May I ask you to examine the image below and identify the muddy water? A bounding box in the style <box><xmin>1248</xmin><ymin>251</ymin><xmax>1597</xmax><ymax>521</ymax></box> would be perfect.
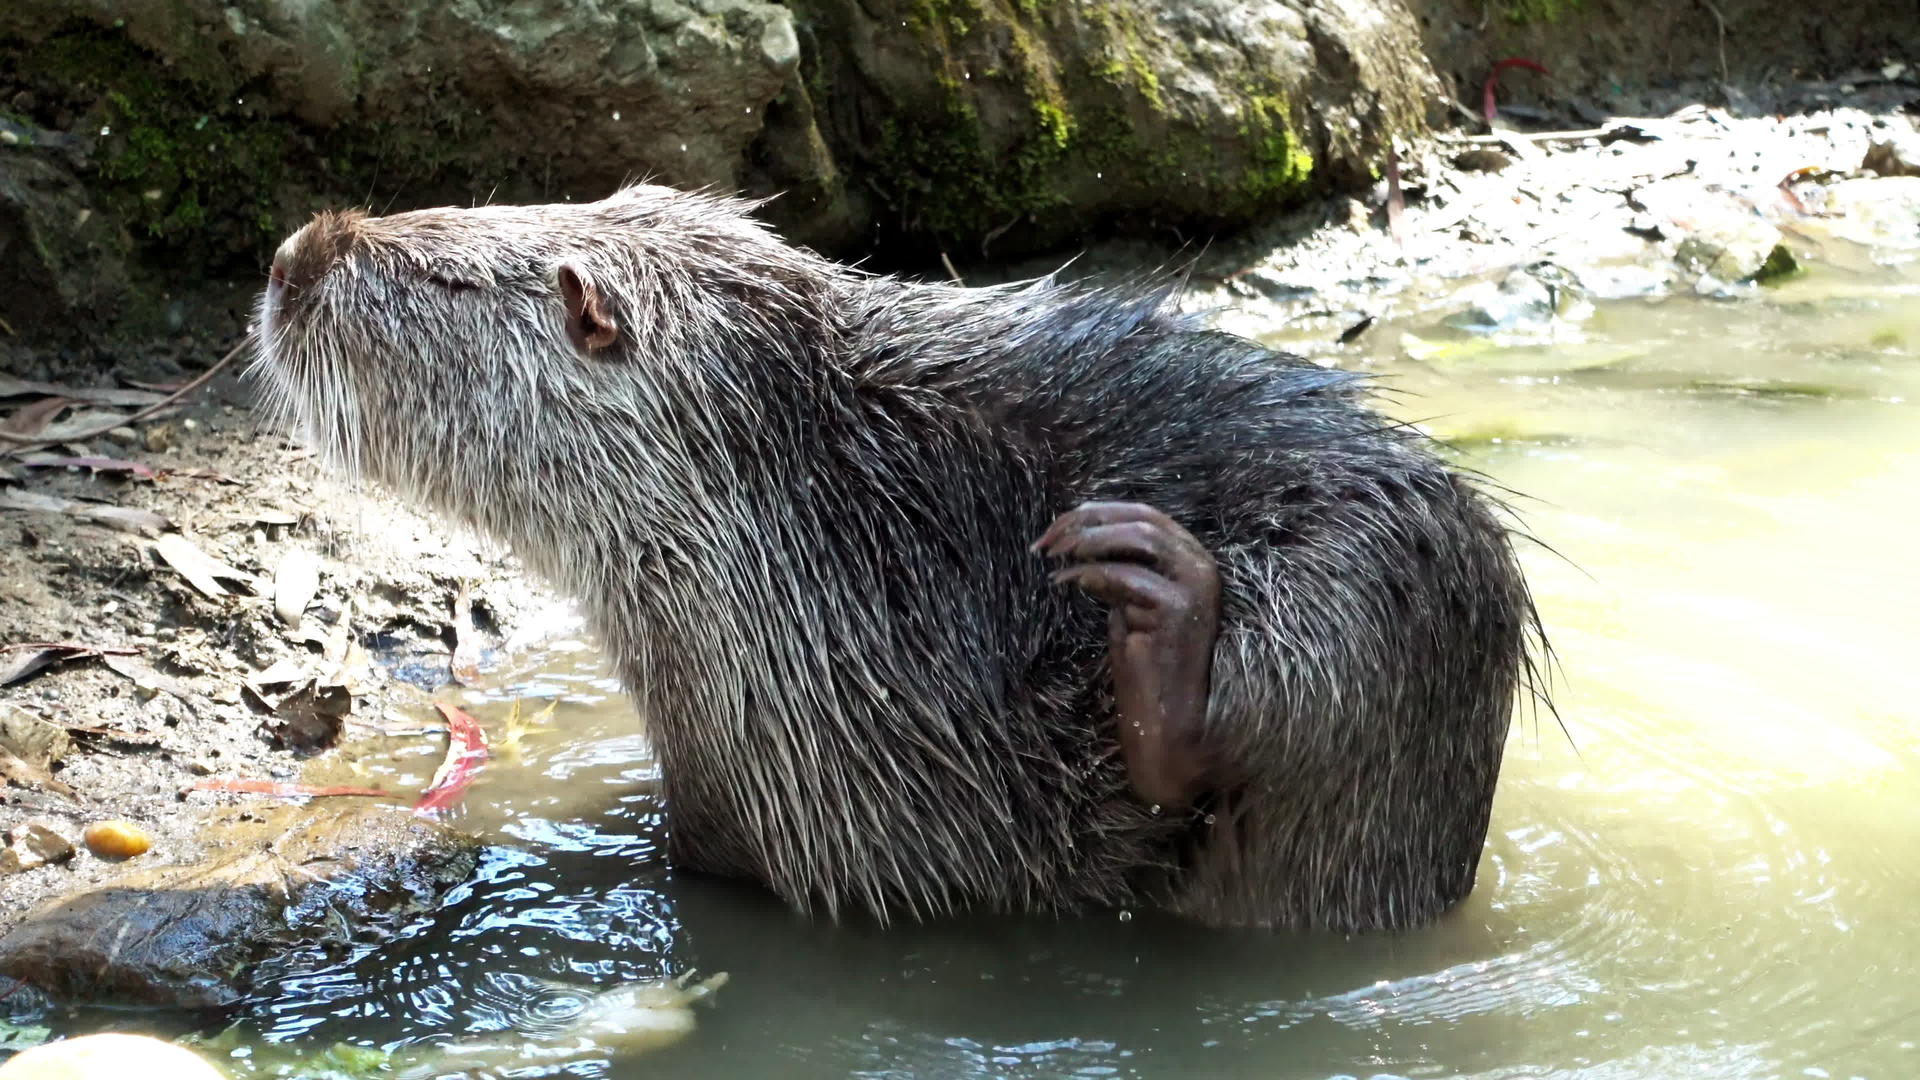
<box><xmin>170</xmin><ymin>263</ymin><xmax>1920</xmax><ymax>1077</ymax></box>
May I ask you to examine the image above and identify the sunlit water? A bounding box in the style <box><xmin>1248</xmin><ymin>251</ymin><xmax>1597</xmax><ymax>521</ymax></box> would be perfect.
<box><xmin>18</xmin><ymin>260</ymin><xmax>1920</xmax><ymax>1079</ymax></box>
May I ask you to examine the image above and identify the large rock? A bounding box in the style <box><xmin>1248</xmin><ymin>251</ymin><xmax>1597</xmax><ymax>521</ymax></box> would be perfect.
<box><xmin>0</xmin><ymin>0</ymin><xmax>1444</xmax><ymax>351</ymax></box>
<box><xmin>0</xmin><ymin>803</ymin><xmax>478</xmax><ymax>1008</ymax></box>
<box><xmin>779</xmin><ymin>0</ymin><xmax>1438</xmax><ymax>257</ymax></box>
<box><xmin>1</xmin><ymin>0</ymin><xmax>808</xmax><ymax>258</ymax></box>
<box><xmin>0</xmin><ymin>146</ymin><xmax>134</xmax><ymax>347</ymax></box>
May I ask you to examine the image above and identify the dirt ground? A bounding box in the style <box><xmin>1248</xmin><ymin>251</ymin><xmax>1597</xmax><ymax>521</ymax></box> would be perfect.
<box><xmin>2</xmin><ymin>67</ymin><xmax>1917</xmax><ymax>957</ymax></box>
<box><xmin>0</xmin><ymin>351</ymin><xmax>570</xmax><ymax>938</ymax></box>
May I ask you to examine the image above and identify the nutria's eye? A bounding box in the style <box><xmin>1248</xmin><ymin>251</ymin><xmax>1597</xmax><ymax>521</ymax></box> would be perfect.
<box><xmin>426</xmin><ymin>273</ymin><xmax>481</xmax><ymax>293</ymax></box>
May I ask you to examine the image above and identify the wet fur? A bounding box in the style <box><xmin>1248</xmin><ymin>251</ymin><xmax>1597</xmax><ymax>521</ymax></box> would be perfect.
<box><xmin>250</xmin><ymin>184</ymin><xmax>1544</xmax><ymax>934</ymax></box>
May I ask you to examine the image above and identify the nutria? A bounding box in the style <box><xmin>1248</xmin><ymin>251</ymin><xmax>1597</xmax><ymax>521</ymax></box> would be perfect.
<box><xmin>249</xmin><ymin>183</ymin><xmax>1545</xmax><ymax>934</ymax></box>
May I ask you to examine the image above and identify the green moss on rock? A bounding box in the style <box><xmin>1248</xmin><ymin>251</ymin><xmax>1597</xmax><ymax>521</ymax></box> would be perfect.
<box><xmin>860</xmin><ymin>0</ymin><xmax>1085</xmax><ymax>242</ymax></box>
<box><xmin>870</xmin><ymin>90</ymin><xmax>1072</xmax><ymax>240</ymax></box>
<box><xmin>1237</xmin><ymin>93</ymin><xmax>1314</xmax><ymax>202</ymax></box>
<box><xmin>9</xmin><ymin>20</ymin><xmax>528</xmax><ymax>272</ymax></box>
<box><xmin>1081</xmin><ymin>2</ymin><xmax>1166</xmax><ymax>112</ymax></box>
<box><xmin>1502</xmin><ymin>0</ymin><xmax>1586</xmax><ymax>25</ymax></box>
<box><xmin>32</xmin><ymin>27</ymin><xmax>295</xmax><ymax>260</ymax></box>
<box><xmin>1754</xmin><ymin>243</ymin><xmax>1801</xmax><ymax>284</ymax></box>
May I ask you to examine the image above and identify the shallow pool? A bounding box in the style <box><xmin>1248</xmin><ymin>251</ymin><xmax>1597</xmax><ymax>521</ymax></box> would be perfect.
<box><xmin>45</xmin><ymin>258</ymin><xmax>1920</xmax><ymax>1080</ymax></box>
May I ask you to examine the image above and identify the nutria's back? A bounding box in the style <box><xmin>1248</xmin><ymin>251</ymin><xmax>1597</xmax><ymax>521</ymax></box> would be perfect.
<box><xmin>251</xmin><ymin>183</ymin><xmax>1542</xmax><ymax>933</ymax></box>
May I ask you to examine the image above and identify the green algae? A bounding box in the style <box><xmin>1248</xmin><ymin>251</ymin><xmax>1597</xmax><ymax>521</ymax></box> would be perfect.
<box><xmin>1502</xmin><ymin>0</ymin><xmax>1587</xmax><ymax>25</ymax></box>
<box><xmin>28</xmin><ymin>26</ymin><xmax>294</xmax><ymax>259</ymax></box>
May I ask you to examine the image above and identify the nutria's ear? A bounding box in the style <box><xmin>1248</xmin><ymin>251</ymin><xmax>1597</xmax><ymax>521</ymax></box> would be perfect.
<box><xmin>557</xmin><ymin>263</ymin><xmax>620</xmax><ymax>352</ymax></box>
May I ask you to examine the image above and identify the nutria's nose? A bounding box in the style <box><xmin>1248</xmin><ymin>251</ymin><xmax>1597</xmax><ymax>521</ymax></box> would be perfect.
<box><xmin>269</xmin><ymin>209</ymin><xmax>366</xmax><ymax>298</ymax></box>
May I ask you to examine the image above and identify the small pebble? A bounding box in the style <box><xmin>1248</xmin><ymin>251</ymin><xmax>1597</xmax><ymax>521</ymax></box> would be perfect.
<box><xmin>83</xmin><ymin>820</ymin><xmax>154</xmax><ymax>859</ymax></box>
<box><xmin>0</xmin><ymin>822</ymin><xmax>76</xmax><ymax>874</ymax></box>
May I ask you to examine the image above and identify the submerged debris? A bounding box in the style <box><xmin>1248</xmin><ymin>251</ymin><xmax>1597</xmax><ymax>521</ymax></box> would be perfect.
<box><xmin>410</xmin><ymin>971</ymin><xmax>733</xmax><ymax>1075</ymax></box>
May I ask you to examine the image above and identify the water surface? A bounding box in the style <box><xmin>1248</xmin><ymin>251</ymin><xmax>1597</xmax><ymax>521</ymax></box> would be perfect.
<box><xmin>37</xmin><ymin>261</ymin><xmax>1920</xmax><ymax>1079</ymax></box>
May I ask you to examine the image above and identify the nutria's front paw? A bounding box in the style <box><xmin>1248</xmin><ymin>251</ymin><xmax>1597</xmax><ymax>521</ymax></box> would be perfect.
<box><xmin>1032</xmin><ymin>501</ymin><xmax>1222</xmax><ymax>810</ymax></box>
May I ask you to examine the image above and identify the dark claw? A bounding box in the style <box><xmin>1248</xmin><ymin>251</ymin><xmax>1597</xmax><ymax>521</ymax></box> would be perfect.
<box><xmin>1034</xmin><ymin>501</ymin><xmax>1224</xmax><ymax>810</ymax></box>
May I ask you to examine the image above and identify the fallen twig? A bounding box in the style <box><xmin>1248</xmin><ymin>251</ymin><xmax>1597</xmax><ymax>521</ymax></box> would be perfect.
<box><xmin>186</xmin><ymin>777</ymin><xmax>395</xmax><ymax>799</ymax></box>
<box><xmin>1698</xmin><ymin>0</ymin><xmax>1729</xmax><ymax>86</ymax></box>
<box><xmin>1384</xmin><ymin>144</ymin><xmax>1407</xmax><ymax>250</ymax></box>
<box><xmin>1</xmin><ymin>642</ymin><xmax>143</xmax><ymax>688</ymax></box>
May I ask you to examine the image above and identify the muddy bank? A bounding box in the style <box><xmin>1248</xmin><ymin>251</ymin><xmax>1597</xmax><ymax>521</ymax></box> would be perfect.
<box><xmin>979</xmin><ymin>74</ymin><xmax>1920</xmax><ymax>349</ymax></box>
<box><xmin>1198</xmin><ymin>92</ymin><xmax>1920</xmax><ymax>342</ymax></box>
<box><xmin>0</xmin><ymin>362</ymin><xmax>579</xmax><ymax>944</ymax></box>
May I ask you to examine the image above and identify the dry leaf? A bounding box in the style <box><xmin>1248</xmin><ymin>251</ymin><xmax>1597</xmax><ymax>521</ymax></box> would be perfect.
<box><xmin>0</xmin><ymin>704</ymin><xmax>71</xmax><ymax>770</ymax></box>
<box><xmin>100</xmin><ymin>653</ymin><xmax>195</xmax><ymax>702</ymax></box>
<box><xmin>0</xmin><ymin>489</ymin><xmax>69</xmax><ymax>515</ymax></box>
<box><xmin>251</xmin><ymin>507</ymin><xmax>306</xmax><ymax>526</ymax></box>
<box><xmin>320</xmin><ymin>598</ymin><xmax>372</xmax><ymax>693</ymax></box>
<box><xmin>0</xmin><ymin>488</ymin><xmax>173</xmax><ymax>536</ymax></box>
<box><xmin>0</xmin><ymin>746</ymin><xmax>75</xmax><ymax>799</ymax></box>
<box><xmin>273</xmin><ymin>547</ymin><xmax>322</xmax><ymax>628</ymax></box>
<box><xmin>73</xmin><ymin>503</ymin><xmax>173</xmax><ymax>535</ymax></box>
<box><xmin>62</xmin><ymin>724</ymin><xmax>163</xmax><ymax>747</ymax></box>
<box><xmin>0</xmin><ymin>375</ymin><xmax>168</xmax><ymax>409</ymax></box>
<box><xmin>0</xmin><ymin>397</ymin><xmax>70</xmax><ymax>438</ymax></box>
<box><xmin>18</xmin><ymin>455</ymin><xmax>159</xmax><ymax>480</ymax></box>
<box><xmin>153</xmin><ymin>533</ymin><xmax>255</xmax><ymax>598</ymax></box>
<box><xmin>415</xmin><ymin>702</ymin><xmax>489</xmax><ymax>815</ymax></box>
<box><xmin>1</xmin><ymin>821</ymin><xmax>76</xmax><ymax>871</ymax></box>
<box><xmin>122</xmin><ymin>378</ymin><xmax>184</xmax><ymax>393</ymax></box>
<box><xmin>499</xmin><ymin>697</ymin><xmax>558</xmax><ymax>761</ymax></box>
<box><xmin>246</xmin><ymin>657</ymin><xmax>311</xmax><ymax>689</ymax></box>
<box><xmin>259</xmin><ymin>682</ymin><xmax>351</xmax><ymax>756</ymax></box>
<box><xmin>323</xmin><ymin>596</ymin><xmax>355</xmax><ymax>669</ymax></box>
<box><xmin>0</xmin><ymin>642</ymin><xmax>141</xmax><ymax>688</ymax></box>
<box><xmin>0</xmin><ymin>645</ymin><xmax>81</xmax><ymax>688</ymax></box>
<box><xmin>32</xmin><ymin>408</ymin><xmax>135</xmax><ymax>443</ymax></box>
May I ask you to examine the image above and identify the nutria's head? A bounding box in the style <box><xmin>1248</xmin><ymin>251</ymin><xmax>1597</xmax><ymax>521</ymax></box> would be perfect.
<box><xmin>248</xmin><ymin>183</ymin><xmax>841</xmax><ymax>546</ymax></box>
